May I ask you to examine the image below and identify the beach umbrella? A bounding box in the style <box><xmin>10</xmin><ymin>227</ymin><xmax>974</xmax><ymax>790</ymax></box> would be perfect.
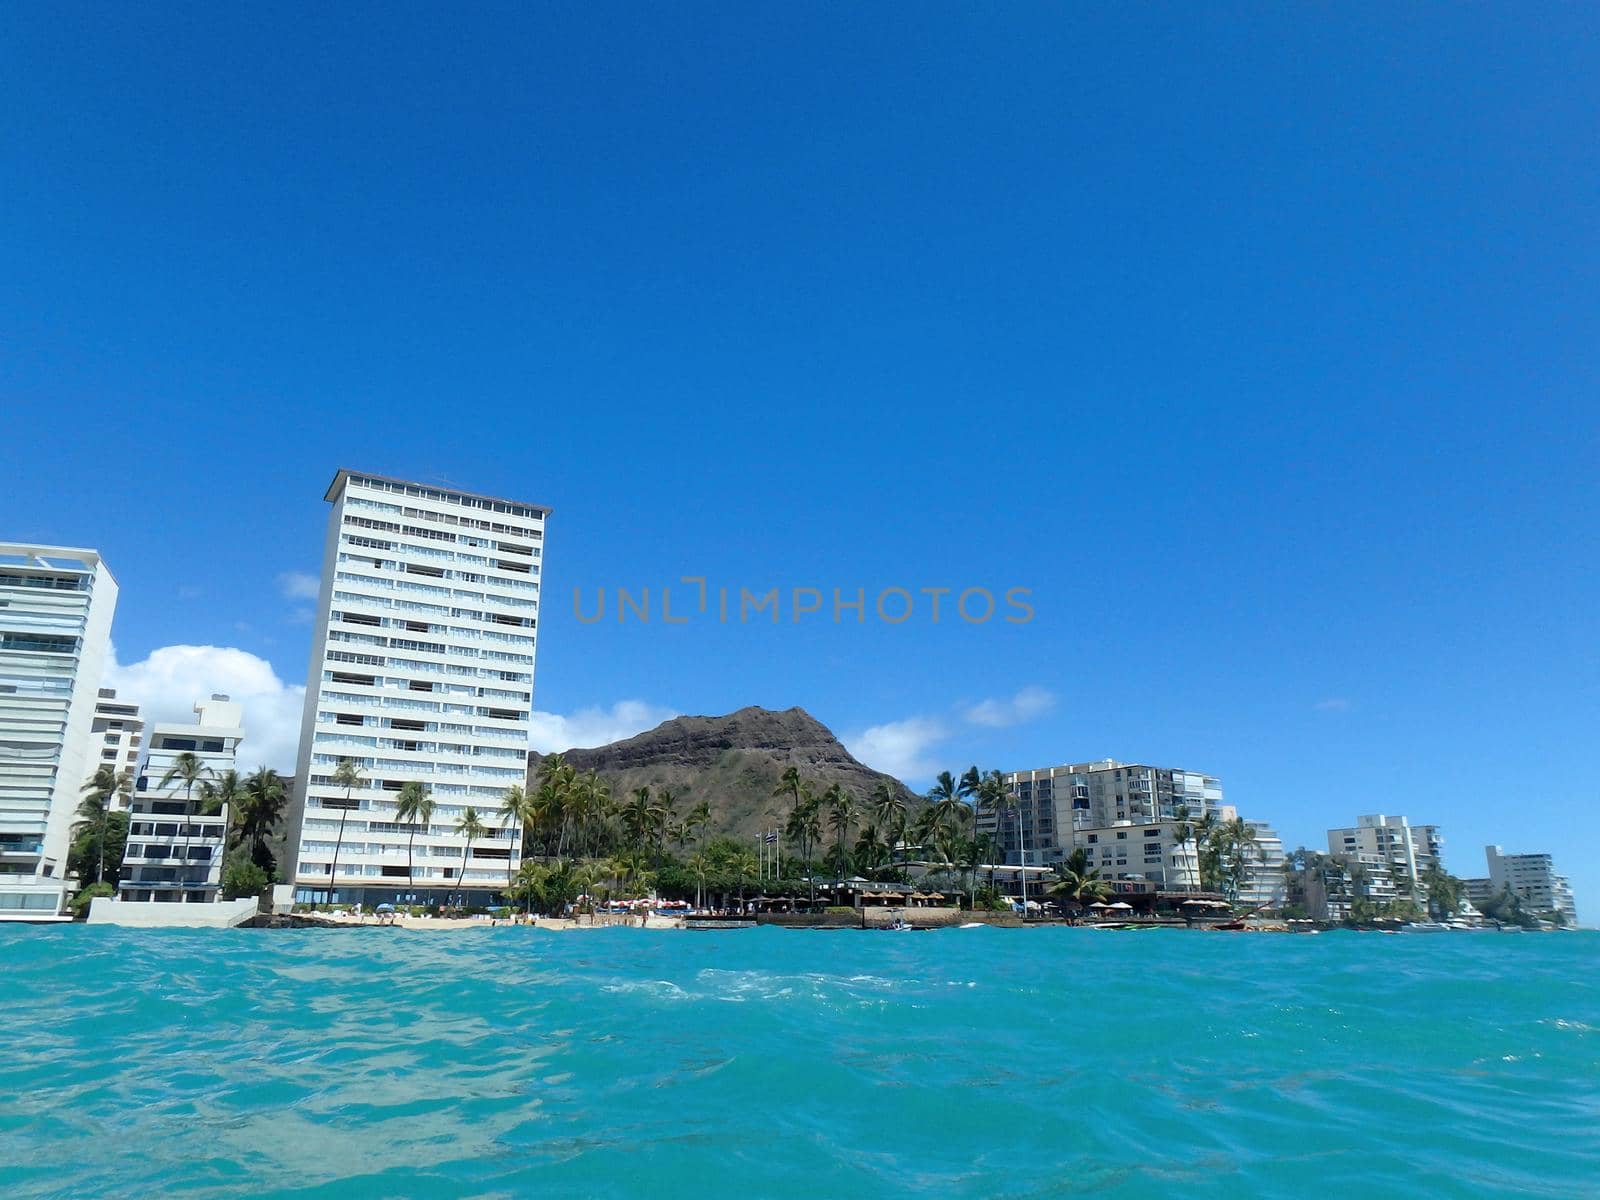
<box><xmin>1089</xmin><ymin>901</ymin><xmax>1111</xmax><ymax>909</ymax></box>
<box><xmin>1108</xmin><ymin>901</ymin><xmax>1133</xmax><ymax>910</ymax></box>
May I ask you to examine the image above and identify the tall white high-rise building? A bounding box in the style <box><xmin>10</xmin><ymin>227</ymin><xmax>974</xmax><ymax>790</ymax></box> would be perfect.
<box><xmin>91</xmin><ymin>689</ymin><xmax>145</xmax><ymax>806</ymax></box>
<box><xmin>120</xmin><ymin>696</ymin><xmax>245</xmax><ymax>903</ymax></box>
<box><xmin>1483</xmin><ymin>844</ymin><xmax>1578</xmax><ymax>926</ymax></box>
<box><xmin>1326</xmin><ymin>814</ymin><xmax>1444</xmax><ymax>901</ymax></box>
<box><xmin>0</xmin><ymin>543</ymin><xmax>119</xmax><ymax>920</ymax></box>
<box><xmin>291</xmin><ymin>471</ymin><xmax>546</xmax><ymax>905</ymax></box>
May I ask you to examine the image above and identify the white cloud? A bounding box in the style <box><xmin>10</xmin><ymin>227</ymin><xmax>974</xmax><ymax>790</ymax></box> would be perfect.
<box><xmin>963</xmin><ymin>685</ymin><xmax>1056</xmax><ymax>728</ymax></box>
<box><xmin>844</xmin><ymin>716</ymin><xmax>950</xmax><ymax>781</ymax></box>
<box><xmin>847</xmin><ymin>683</ymin><xmax>1056</xmax><ymax>782</ymax></box>
<box><xmin>105</xmin><ymin>645</ymin><xmax>306</xmax><ymax>774</ymax></box>
<box><xmin>1314</xmin><ymin>697</ymin><xmax>1352</xmax><ymax>712</ymax></box>
<box><xmin>528</xmin><ymin>700</ymin><xmax>678</xmax><ymax>753</ymax></box>
<box><xmin>277</xmin><ymin>571</ymin><xmax>321</xmax><ymax>601</ymax></box>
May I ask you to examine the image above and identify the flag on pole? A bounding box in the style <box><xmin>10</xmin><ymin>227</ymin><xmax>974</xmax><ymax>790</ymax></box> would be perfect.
<box><xmin>763</xmin><ymin>831</ymin><xmax>778</xmax><ymax>844</ymax></box>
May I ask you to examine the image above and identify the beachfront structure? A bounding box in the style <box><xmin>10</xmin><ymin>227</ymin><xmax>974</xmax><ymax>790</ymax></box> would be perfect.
<box><xmin>290</xmin><ymin>470</ymin><xmax>546</xmax><ymax>906</ymax></box>
<box><xmin>91</xmin><ymin>689</ymin><xmax>144</xmax><ymax>807</ymax></box>
<box><xmin>119</xmin><ymin>696</ymin><xmax>245</xmax><ymax>903</ymax></box>
<box><xmin>1077</xmin><ymin>820</ymin><xmax>1202</xmax><ymax>889</ymax></box>
<box><xmin>1234</xmin><ymin>816</ymin><xmax>1287</xmax><ymax>908</ymax></box>
<box><xmin>0</xmin><ymin>544</ymin><xmax>119</xmax><ymax>920</ymax></box>
<box><xmin>1482</xmin><ymin>844</ymin><xmax>1578</xmax><ymax>925</ymax></box>
<box><xmin>986</xmin><ymin>760</ymin><xmax>1224</xmax><ymax>867</ymax></box>
<box><xmin>1326</xmin><ymin>814</ymin><xmax>1442</xmax><ymax>899</ymax></box>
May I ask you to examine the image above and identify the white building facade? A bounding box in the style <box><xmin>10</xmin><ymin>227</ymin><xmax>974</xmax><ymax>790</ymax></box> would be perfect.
<box><xmin>120</xmin><ymin>696</ymin><xmax>245</xmax><ymax>903</ymax></box>
<box><xmin>987</xmin><ymin>760</ymin><xmax>1224</xmax><ymax>870</ymax></box>
<box><xmin>1485</xmin><ymin>844</ymin><xmax>1578</xmax><ymax>926</ymax></box>
<box><xmin>291</xmin><ymin>471</ymin><xmax>545</xmax><ymax>905</ymax></box>
<box><xmin>91</xmin><ymin>689</ymin><xmax>145</xmax><ymax>806</ymax></box>
<box><xmin>0</xmin><ymin>544</ymin><xmax>118</xmax><ymax>920</ymax></box>
<box><xmin>1327</xmin><ymin>814</ymin><xmax>1442</xmax><ymax>900</ymax></box>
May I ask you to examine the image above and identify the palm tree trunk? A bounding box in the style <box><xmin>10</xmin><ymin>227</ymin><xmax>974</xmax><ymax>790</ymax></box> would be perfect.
<box><xmin>97</xmin><ymin>800</ymin><xmax>109</xmax><ymax>889</ymax></box>
<box><xmin>329</xmin><ymin>807</ymin><xmax>349</xmax><ymax>905</ymax></box>
<box><xmin>507</xmin><ymin>817</ymin><xmax>518</xmax><ymax>898</ymax></box>
<box><xmin>407</xmin><ymin>829</ymin><xmax>416</xmax><ymax>905</ymax></box>
<box><xmin>458</xmin><ymin>836</ymin><xmax>472</xmax><ymax>909</ymax></box>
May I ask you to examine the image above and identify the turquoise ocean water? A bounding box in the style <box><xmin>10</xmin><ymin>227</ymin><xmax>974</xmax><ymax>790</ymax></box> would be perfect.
<box><xmin>3</xmin><ymin>926</ymin><xmax>1597</xmax><ymax>1200</ymax></box>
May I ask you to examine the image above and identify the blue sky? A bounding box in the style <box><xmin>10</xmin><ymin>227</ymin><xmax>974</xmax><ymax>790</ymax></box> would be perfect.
<box><xmin>3</xmin><ymin>5</ymin><xmax>1596</xmax><ymax>913</ymax></box>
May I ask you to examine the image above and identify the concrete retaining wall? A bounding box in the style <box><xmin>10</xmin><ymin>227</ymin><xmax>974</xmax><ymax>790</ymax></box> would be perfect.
<box><xmin>88</xmin><ymin>897</ymin><xmax>260</xmax><ymax>928</ymax></box>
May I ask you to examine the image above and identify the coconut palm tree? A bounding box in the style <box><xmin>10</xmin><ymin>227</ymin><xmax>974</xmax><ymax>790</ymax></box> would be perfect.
<box><xmin>688</xmin><ymin>852</ymin><xmax>710</xmax><ymax>910</ymax></box>
<box><xmin>454</xmin><ymin>806</ymin><xmax>488</xmax><ymax>906</ymax></box>
<box><xmin>870</xmin><ymin>780</ymin><xmax>907</xmax><ymax>867</ymax></box>
<box><xmin>160</xmin><ymin>750</ymin><xmax>211</xmax><ymax>890</ymax></box>
<box><xmin>235</xmin><ymin>768</ymin><xmax>288</xmax><ymax>874</ymax></box>
<box><xmin>1222</xmin><ymin>817</ymin><xmax>1259</xmax><ymax>902</ymax></box>
<box><xmin>557</xmin><ymin>772</ymin><xmax>588</xmax><ymax>859</ymax></box>
<box><xmin>1420</xmin><ymin>863</ymin><xmax>1464</xmax><ymax>919</ymax></box>
<box><xmin>621</xmin><ymin>786</ymin><xmax>658</xmax><ymax>854</ymax></box>
<box><xmin>323</xmin><ymin>758</ymin><xmax>365</xmax><ymax>904</ymax></box>
<box><xmin>976</xmin><ymin>771</ymin><xmax>1016</xmax><ymax>890</ymax></box>
<box><xmin>926</xmin><ymin>768</ymin><xmax>976</xmax><ymax>851</ymax></box>
<box><xmin>75</xmin><ymin>764</ymin><xmax>132</xmax><ymax>887</ymax></box>
<box><xmin>394</xmin><ymin>781</ymin><xmax>434</xmax><ymax>900</ymax></box>
<box><xmin>852</xmin><ymin>821</ymin><xmax>889</xmax><ymax>873</ymax></box>
<box><xmin>1170</xmin><ymin>804</ymin><xmax>1196</xmax><ymax>890</ymax></box>
<box><xmin>198</xmin><ymin>768</ymin><xmax>245</xmax><ymax>878</ymax></box>
<box><xmin>527</xmin><ymin>777</ymin><xmax>563</xmax><ymax>858</ymax></box>
<box><xmin>783</xmin><ymin>782</ymin><xmax>822</xmax><ymax>905</ymax></box>
<box><xmin>497</xmin><ymin>783</ymin><xmax>533</xmax><ymax>894</ymax></box>
<box><xmin>1050</xmin><ymin>848</ymin><xmax>1110</xmax><ymax>909</ymax></box>
<box><xmin>160</xmin><ymin>750</ymin><xmax>210</xmax><ymax>814</ymax></box>
<box><xmin>824</xmin><ymin>784</ymin><xmax>856</xmax><ymax>879</ymax></box>
<box><xmin>689</xmin><ymin>798</ymin><xmax>713</xmax><ymax>846</ymax></box>
<box><xmin>655</xmin><ymin>788</ymin><xmax>680</xmax><ymax>867</ymax></box>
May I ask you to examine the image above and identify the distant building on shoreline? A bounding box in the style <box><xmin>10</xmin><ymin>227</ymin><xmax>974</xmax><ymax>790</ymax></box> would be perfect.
<box><xmin>1464</xmin><ymin>845</ymin><xmax>1578</xmax><ymax>926</ymax></box>
<box><xmin>289</xmin><ymin>470</ymin><xmax>548</xmax><ymax>906</ymax></box>
<box><xmin>0</xmin><ymin>543</ymin><xmax>119</xmax><ymax>921</ymax></box>
<box><xmin>119</xmin><ymin>696</ymin><xmax>244</xmax><ymax>904</ymax></box>
<box><xmin>987</xmin><ymin>759</ymin><xmax>1284</xmax><ymax>905</ymax></box>
<box><xmin>1325</xmin><ymin>814</ymin><xmax>1443</xmax><ymax>906</ymax></box>
<box><xmin>91</xmin><ymin>689</ymin><xmax>144</xmax><ymax>806</ymax></box>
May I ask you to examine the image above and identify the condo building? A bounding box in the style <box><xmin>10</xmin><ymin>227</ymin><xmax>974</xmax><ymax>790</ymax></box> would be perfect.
<box><xmin>985</xmin><ymin>760</ymin><xmax>1286</xmax><ymax>904</ymax></box>
<box><xmin>119</xmin><ymin>696</ymin><xmax>245</xmax><ymax>903</ymax></box>
<box><xmin>1326</xmin><ymin>814</ymin><xmax>1443</xmax><ymax>898</ymax></box>
<box><xmin>0</xmin><ymin>544</ymin><xmax>118</xmax><ymax>920</ymax></box>
<box><xmin>1479</xmin><ymin>844</ymin><xmax>1578</xmax><ymax>926</ymax></box>
<box><xmin>91</xmin><ymin>689</ymin><xmax>145</xmax><ymax>805</ymax></box>
<box><xmin>290</xmin><ymin>470</ymin><xmax>546</xmax><ymax>905</ymax></box>
<box><xmin>988</xmin><ymin>760</ymin><xmax>1223</xmax><ymax>881</ymax></box>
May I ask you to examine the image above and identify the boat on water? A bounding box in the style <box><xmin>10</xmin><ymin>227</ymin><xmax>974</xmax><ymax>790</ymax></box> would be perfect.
<box><xmin>1399</xmin><ymin>922</ymin><xmax>1452</xmax><ymax>933</ymax></box>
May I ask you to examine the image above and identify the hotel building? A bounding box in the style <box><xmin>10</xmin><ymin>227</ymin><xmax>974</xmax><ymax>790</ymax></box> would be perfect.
<box><xmin>119</xmin><ymin>696</ymin><xmax>244</xmax><ymax>903</ymax></box>
<box><xmin>0</xmin><ymin>543</ymin><xmax>118</xmax><ymax>919</ymax></box>
<box><xmin>1326</xmin><ymin>814</ymin><xmax>1443</xmax><ymax>902</ymax></box>
<box><xmin>987</xmin><ymin>760</ymin><xmax>1224</xmax><ymax>882</ymax></box>
<box><xmin>1475</xmin><ymin>844</ymin><xmax>1578</xmax><ymax>926</ymax></box>
<box><xmin>290</xmin><ymin>471</ymin><xmax>546</xmax><ymax>905</ymax></box>
<box><xmin>986</xmin><ymin>759</ymin><xmax>1285</xmax><ymax>904</ymax></box>
<box><xmin>91</xmin><ymin>689</ymin><xmax>145</xmax><ymax>805</ymax></box>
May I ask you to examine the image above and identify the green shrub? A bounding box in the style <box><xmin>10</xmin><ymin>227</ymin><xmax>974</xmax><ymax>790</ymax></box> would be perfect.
<box><xmin>222</xmin><ymin>859</ymin><xmax>271</xmax><ymax>901</ymax></box>
<box><xmin>70</xmin><ymin>882</ymin><xmax>114</xmax><ymax>919</ymax></box>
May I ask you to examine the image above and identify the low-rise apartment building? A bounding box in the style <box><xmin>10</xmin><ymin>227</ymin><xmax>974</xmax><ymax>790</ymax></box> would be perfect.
<box><xmin>119</xmin><ymin>696</ymin><xmax>245</xmax><ymax>904</ymax></box>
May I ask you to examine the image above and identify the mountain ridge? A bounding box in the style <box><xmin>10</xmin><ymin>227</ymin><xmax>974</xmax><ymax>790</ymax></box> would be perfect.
<box><xmin>526</xmin><ymin>705</ymin><xmax>920</xmax><ymax>841</ymax></box>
